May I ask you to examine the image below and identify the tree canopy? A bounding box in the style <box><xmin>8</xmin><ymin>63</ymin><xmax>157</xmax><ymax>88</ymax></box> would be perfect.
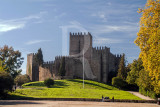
<box><xmin>126</xmin><ymin>58</ymin><xmax>144</xmax><ymax>85</ymax></box>
<box><xmin>117</xmin><ymin>54</ymin><xmax>127</xmax><ymax>80</ymax></box>
<box><xmin>0</xmin><ymin>59</ymin><xmax>7</xmax><ymax>72</ymax></box>
<box><xmin>135</xmin><ymin>0</ymin><xmax>160</xmax><ymax>93</ymax></box>
<box><xmin>0</xmin><ymin>45</ymin><xmax>24</xmax><ymax>78</ymax></box>
<box><xmin>14</xmin><ymin>74</ymin><xmax>30</xmax><ymax>87</ymax></box>
<box><xmin>35</xmin><ymin>48</ymin><xmax>43</xmax><ymax>66</ymax></box>
<box><xmin>59</xmin><ymin>57</ymin><xmax>66</xmax><ymax>77</ymax></box>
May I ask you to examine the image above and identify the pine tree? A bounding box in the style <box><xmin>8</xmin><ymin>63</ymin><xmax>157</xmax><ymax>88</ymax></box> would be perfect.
<box><xmin>117</xmin><ymin>54</ymin><xmax>127</xmax><ymax>80</ymax></box>
<box><xmin>59</xmin><ymin>57</ymin><xmax>66</xmax><ymax>77</ymax></box>
<box><xmin>135</xmin><ymin>0</ymin><xmax>160</xmax><ymax>93</ymax></box>
<box><xmin>35</xmin><ymin>48</ymin><xmax>43</xmax><ymax>66</ymax></box>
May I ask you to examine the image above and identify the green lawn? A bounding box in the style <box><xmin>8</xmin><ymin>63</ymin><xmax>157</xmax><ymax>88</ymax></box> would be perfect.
<box><xmin>10</xmin><ymin>79</ymin><xmax>142</xmax><ymax>100</ymax></box>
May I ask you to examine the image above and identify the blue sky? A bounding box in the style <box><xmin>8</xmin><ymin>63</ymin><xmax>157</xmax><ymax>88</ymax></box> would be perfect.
<box><xmin>0</xmin><ymin>0</ymin><xmax>146</xmax><ymax>74</ymax></box>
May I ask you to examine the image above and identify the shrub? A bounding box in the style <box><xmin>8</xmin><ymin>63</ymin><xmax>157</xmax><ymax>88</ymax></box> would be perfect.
<box><xmin>44</xmin><ymin>78</ymin><xmax>54</xmax><ymax>88</ymax></box>
<box><xmin>139</xmin><ymin>87</ymin><xmax>160</xmax><ymax>99</ymax></box>
<box><xmin>112</xmin><ymin>77</ymin><xmax>127</xmax><ymax>89</ymax></box>
<box><xmin>107</xmin><ymin>71</ymin><xmax>117</xmax><ymax>84</ymax></box>
<box><xmin>59</xmin><ymin>57</ymin><xmax>66</xmax><ymax>77</ymax></box>
<box><xmin>0</xmin><ymin>71</ymin><xmax>14</xmax><ymax>96</ymax></box>
<box><xmin>14</xmin><ymin>74</ymin><xmax>30</xmax><ymax>87</ymax></box>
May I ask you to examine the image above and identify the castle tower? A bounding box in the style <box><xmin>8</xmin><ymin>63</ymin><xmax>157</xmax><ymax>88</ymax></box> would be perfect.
<box><xmin>69</xmin><ymin>32</ymin><xmax>92</xmax><ymax>63</ymax></box>
<box><xmin>26</xmin><ymin>53</ymin><xmax>34</xmax><ymax>80</ymax></box>
<box><xmin>26</xmin><ymin>53</ymin><xmax>39</xmax><ymax>81</ymax></box>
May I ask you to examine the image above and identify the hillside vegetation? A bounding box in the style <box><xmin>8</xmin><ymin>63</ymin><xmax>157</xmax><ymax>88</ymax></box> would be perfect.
<box><xmin>11</xmin><ymin>79</ymin><xmax>142</xmax><ymax>100</ymax></box>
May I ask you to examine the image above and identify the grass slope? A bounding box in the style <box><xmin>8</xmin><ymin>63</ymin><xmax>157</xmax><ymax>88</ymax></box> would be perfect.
<box><xmin>11</xmin><ymin>79</ymin><xmax>142</xmax><ymax>100</ymax></box>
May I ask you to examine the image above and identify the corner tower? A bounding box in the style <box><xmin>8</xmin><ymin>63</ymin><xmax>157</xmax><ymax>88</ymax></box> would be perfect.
<box><xmin>26</xmin><ymin>53</ymin><xmax>39</xmax><ymax>81</ymax></box>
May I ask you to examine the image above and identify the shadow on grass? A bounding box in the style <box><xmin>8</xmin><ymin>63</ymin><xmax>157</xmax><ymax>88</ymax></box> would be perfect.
<box><xmin>1</xmin><ymin>94</ymin><xmax>35</xmax><ymax>100</ymax></box>
<box><xmin>24</xmin><ymin>81</ymin><xmax>68</xmax><ymax>88</ymax></box>
<box><xmin>67</xmin><ymin>79</ymin><xmax>112</xmax><ymax>90</ymax></box>
<box><xmin>50</xmin><ymin>81</ymin><xmax>69</xmax><ymax>88</ymax></box>
<box><xmin>0</xmin><ymin>100</ymin><xmax>43</xmax><ymax>105</ymax></box>
<box><xmin>24</xmin><ymin>82</ymin><xmax>45</xmax><ymax>87</ymax></box>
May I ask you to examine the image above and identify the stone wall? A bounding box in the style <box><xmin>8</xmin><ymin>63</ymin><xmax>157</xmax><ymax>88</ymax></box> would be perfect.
<box><xmin>26</xmin><ymin>32</ymin><xmax>122</xmax><ymax>83</ymax></box>
<box><xmin>39</xmin><ymin>66</ymin><xmax>53</xmax><ymax>81</ymax></box>
<box><xmin>39</xmin><ymin>61</ymin><xmax>54</xmax><ymax>81</ymax></box>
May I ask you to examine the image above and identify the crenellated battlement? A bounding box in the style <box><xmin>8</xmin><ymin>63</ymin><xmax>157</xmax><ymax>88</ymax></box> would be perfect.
<box><xmin>55</xmin><ymin>55</ymin><xmax>71</xmax><ymax>60</ymax></box>
<box><xmin>27</xmin><ymin>32</ymin><xmax>122</xmax><ymax>83</ymax></box>
<box><xmin>27</xmin><ymin>53</ymin><xmax>35</xmax><ymax>56</ymax></box>
<box><xmin>70</xmin><ymin>32</ymin><xmax>92</xmax><ymax>37</ymax></box>
<box><xmin>43</xmin><ymin>61</ymin><xmax>54</xmax><ymax>65</ymax></box>
<box><xmin>92</xmin><ymin>46</ymin><xmax>110</xmax><ymax>54</ymax></box>
<box><xmin>115</xmin><ymin>54</ymin><xmax>122</xmax><ymax>58</ymax></box>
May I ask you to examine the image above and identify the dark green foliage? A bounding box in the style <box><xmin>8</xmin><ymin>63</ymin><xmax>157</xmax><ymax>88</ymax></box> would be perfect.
<box><xmin>35</xmin><ymin>48</ymin><xmax>43</xmax><ymax>66</ymax></box>
<box><xmin>14</xmin><ymin>74</ymin><xmax>30</xmax><ymax>87</ymax></box>
<box><xmin>126</xmin><ymin>58</ymin><xmax>160</xmax><ymax>98</ymax></box>
<box><xmin>137</xmin><ymin>69</ymin><xmax>153</xmax><ymax>92</ymax></box>
<box><xmin>112</xmin><ymin>77</ymin><xmax>127</xmax><ymax>89</ymax></box>
<box><xmin>59</xmin><ymin>57</ymin><xmax>66</xmax><ymax>77</ymax></box>
<box><xmin>126</xmin><ymin>58</ymin><xmax>144</xmax><ymax>85</ymax></box>
<box><xmin>107</xmin><ymin>71</ymin><xmax>117</xmax><ymax>83</ymax></box>
<box><xmin>44</xmin><ymin>78</ymin><xmax>54</xmax><ymax>88</ymax></box>
<box><xmin>137</xmin><ymin>69</ymin><xmax>160</xmax><ymax>98</ymax></box>
<box><xmin>0</xmin><ymin>45</ymin><xmax>24</xmax><ymax>78</ymax></box>
<box><xmin>0</xmin><ymin>71</ymin><xmax>14</xmax><ymax>96</ymax></box>
<box><xmin>139</xmin><ymin>87</ymin><xmax>159</xmax><ymax>99</ymax></box>
<box><xmin>117</xmin><ymin>54</ymin><xmax>127</xmax><ymax>80</ymax></box>
<box><xmin>125</xmin><ymin>84</ymin><xmax>139</xmax><ymax>91</ymax></box>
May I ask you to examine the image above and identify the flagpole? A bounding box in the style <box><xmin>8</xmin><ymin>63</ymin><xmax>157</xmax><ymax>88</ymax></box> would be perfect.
<box><xmin>83</xmin><ymin>50</ymin><xmax>84</xmax><ymax>88</ymax></box>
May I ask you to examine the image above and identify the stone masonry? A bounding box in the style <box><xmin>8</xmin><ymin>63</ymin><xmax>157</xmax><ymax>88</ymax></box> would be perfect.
<box><xmin>26</xmin><ymin>32</ymin><xmax>121</xmax><ymax>83</ymax></box>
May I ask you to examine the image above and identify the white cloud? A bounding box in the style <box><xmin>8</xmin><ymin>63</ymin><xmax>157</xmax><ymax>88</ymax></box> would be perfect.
<box><xmin>0</xmin><ymin>11</ymin><xmax>47</xmax><ymax>33</ymax></box>
<box><xmin>0</xmin><ymin>24</ymin><xmax>24</xmax><ymax>32</ymax></box>
<box><xmin>54</xmin><ymin>13</ymin><xmax>66</xmax><ymax>19</ymax></box>
<box><xmin>25</xmin><ymin>40</ymin><xmax>51</xmax><ymax>45</ymax></box>
<box><xmin>91</xmin><ymin>12</ymin><xmax>107</xmax><ymax>22</ymax></box>
<box><xmin>90</xmin><ymin>24</ymin><xmax>139</xmax><ymax>35</ymax></box>
<box><xmin>94</xmin><ymin>37</ymin><xmax>122</xmax><ymax>45</ymax></box>
<box><xmin>69</xmin><ymin>21</ymin><xmax>82</xmax><ymax>26</ymax></box>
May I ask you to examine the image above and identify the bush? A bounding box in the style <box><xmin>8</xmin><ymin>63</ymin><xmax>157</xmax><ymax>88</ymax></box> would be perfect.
<box><xmin>107</xmin><ymin>71</ymin><xmax>117</xmax><ymax>84</ymax></box>
<box><xmin>14</xmin><ymin>74</ymin><xmax>30</xmax><ymax>87</ymax></box>
<box><xmin>139</xmin><ymin>87</ymin><xmax>160</xmax><ymax>99</ymax></box>
<box><xmin>0</xmin><ymin>71</ymin><xmax>14</xmax><ymax>97</ymax></box>
<box><xmin>112</xmin><ymin>77</ymin><xmax>127</xmax><ymax>89</ymax></box>
<box><xmin>44</xmin><ymin>78</ymin><xmax>54</xmax><ymax>88</ymax></box>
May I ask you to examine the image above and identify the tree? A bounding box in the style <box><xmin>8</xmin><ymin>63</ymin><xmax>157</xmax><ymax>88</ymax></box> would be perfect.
<box><xmin>0</xmin><ymin>59</ymin><xmax>7</xmax><ymax>72</ymax></box>
<box><xmin>0</xmin><ymin>45</ymin><xmax>24</xmax><ymax>78</ymax></box>
<box><xmin>59</xmin><ymin>57</ymin><xmax>66</xmax><ymax>77</ymax></box>
<box><xmin>126</xmin><ymin>58</ymin><xmax>144</xmax><ymax>85</ymax></box>
<box><xmin>35</xmin><ymin>48</ymin><xmax>43</xmax><ymax>66</ymax></box>
<box><xmin>44</xmin><ymin>78</ymin><xmax>54</xmax><ymax>88</ymax></box>
<box><xmin>14</xmin><ymin>74</ymin><xmax>30</xmax><ymax>87</ymax></box>
<box><xmin>117</xmin><ymin>54</ymin><xmax>127</xmax><ymax>80</ymax></box>
<box><xmin>135</xmin><ymin>0</ymin><xmax>160</xmax><ymax>93</ymax></box>
<box><xmin>137</xmin><ymin>69</ymin><xmax>153</xmax><ymax>91</ymax></box>
<box><xmin>112</xmin><ymin>77</ymin><xmax>128</xmax><ymax>89</ymax></box>
<box><xmin>0</xmin><ymin>71</ymin><xmax>14</xmax><ymax>97</ymax></box>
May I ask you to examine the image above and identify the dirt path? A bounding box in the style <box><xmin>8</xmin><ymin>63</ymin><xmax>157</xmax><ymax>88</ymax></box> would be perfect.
<box><xmin>0</xmin><ymin>100</ymin><xmax>159</xmax><ymax>107</ymax></box>
<box><xmin>128</xmin><ymin>91</ymin><xmax>154</xmax><ymax>100</ymax></box>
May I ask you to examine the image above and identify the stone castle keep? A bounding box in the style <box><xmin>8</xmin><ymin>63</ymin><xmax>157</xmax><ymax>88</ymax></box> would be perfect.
<box><xmin>26</xmin><ymin>32</ymin><xmax>121</xmax><ymax>83</ymax></box>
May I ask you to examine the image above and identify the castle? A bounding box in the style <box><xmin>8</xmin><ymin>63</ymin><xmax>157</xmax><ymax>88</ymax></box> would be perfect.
<box><xmin>26</xmin><ymin>32</ymin><xmax>121</xmax><ymax>83</ymax></box>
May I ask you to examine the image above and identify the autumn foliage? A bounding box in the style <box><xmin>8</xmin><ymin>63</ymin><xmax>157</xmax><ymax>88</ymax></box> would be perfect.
<box><xmin>135</xmin><ymin>0</ymin><xmax>160</xmax><ymax>93</ymax></box>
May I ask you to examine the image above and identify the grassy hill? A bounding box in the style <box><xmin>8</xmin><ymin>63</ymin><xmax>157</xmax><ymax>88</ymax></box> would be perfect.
<box><xmin>10</xmin><ymin>79</ymin><xmax>142</xmax><ymax>100</ymax></box>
